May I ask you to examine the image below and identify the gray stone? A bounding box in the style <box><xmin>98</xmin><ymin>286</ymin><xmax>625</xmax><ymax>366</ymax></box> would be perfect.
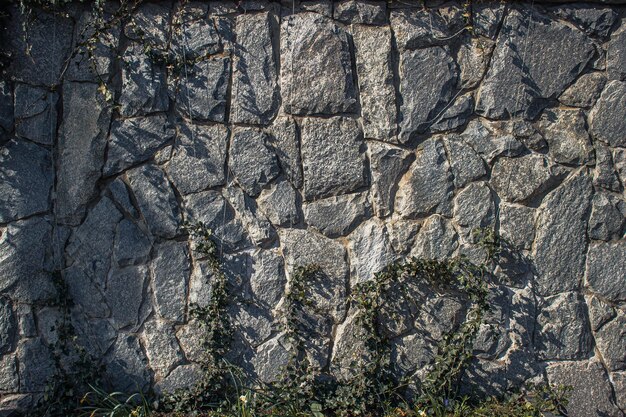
<box><xmin>390</xmin><ymin>332</ymin><xmax>434</xmax><ymax>376</ymax></box>
<box><xmin>0</xmin><ymin>139</ymin><xmax>52</xmax><ymax>223</ymax></box>
<box><xmin>105</xmin><ymin>334</ymin><xmax>151</xmax><ymax>392</ymax></box>
<box><xmin>155</xmin><ymin>363</ymin><xmax>204</xmax><ymax>394</ymax></box>
<box><xmin>169</xmin><ymin>57</ymin><xmax>230</xmax><ymax>122</ymax></box>
<box><xmin>124</xmin><ymin>3</ymin><xmax>170</xmax><ymax>45</ymax></box>
<box><xmin>231</xmin><ymin>12</ymin><xmax>279</xmax><ymax>125</ymax></box>
<box><xmin>589</xmin><ymin>80</ymin><xmax>626</xmax><ymax>147</ymax></box>
<box><xmin>229</xmin><ymin>128</ymin><xmax>280</xmax><ymax>197</ymax></box>
<box><xmin>143</xmin><ymin>320</ymin><xmax>183</xmax><ymax>378</ymax></box>
<box><xmin>460</xmin><ymin>119</ymin><xmax>525</xmax><ymax>163</ymax></box>
<box><xmin>410</xmin><ymin>214</ymin><xmax>458</xmax><ymax>260</ymax></box>
<box><xmin>476</xmin><ymin>9</ymin><xmax>595</xmax><ymax>119</ymax></box>
<box><xmin>252</xmin><ymin>336</ymin><xmax>291</xmax><ymax>382</ymax></box>
<box><xmin>398</xmin><ymin>46</ymin><xmax>459</xmax><ymax>141</ymax></box>
<box><xmin>231</xmin><ymin>304</ymin><xmax>273</xmax><ymax>347</ymax></box>
<box><xmin>106</xmin><ymin>266</ymin><xmax>148</xmax><ymax>330</ymax></box>
<box><xmin>223</xmin><ymin>186</ymin><xmax>275</xmax><ymax>245</ymax></box>
<box><xmin>595</xmin><ymin>311</ymin><xmax>626</xmax><ymax>372</ymax></box>
<box><xmin>585</xmin><ymin>295</ymin><xmax>615</xmax><ymax>332</ymax></box>
<box><xmin>613</xmin><ymin>371</ymin><xmax>626</xmax><ymax>410</ymax></box>
<box><xmin>458</xmin><ymin>37</ymin><xmax>495</xmax><ymax>90</ymax></box>
<box><xmin>17</xmin><ymin>338</ymin><xmax>55</xmax><ymax>392</ymax></box>
<box><xmin>188</xmin><ymin>260</ymin><xmax>214</xmax><ymax>309</ymax></box>
<box><xmin>0</xmin><ymin>81</ymin><xmax>13</xmax><ymax>135</ymax></box>
<box><xmin>57</xmin><ymin>82</ymin><xmax>111</xmax><ymax>225</ymax></box>
<box><xmin>395</xmin><ymin>138</ymin><xmax>453</xmax><ymax>218</ymax></box>
<box><xmin>280</xmin><ymin>228</ymin><xmax>348</xmax><ymax>321</ymax></box>
<box><xmin>257</xmin><ymin>180</ymin><xmax>300</xmax><ymax>227</ymax></box>
<box><xmin>538</xmin><ymin>109</ymin><xmax>594</xmax><ymax>166</ymax></box>
<box><xmin>175</xmin><ymin>1</ymin><xmax>208</xmax><ymax>20</ymax></box>
<box><xmin>104</xmin><ymin>115</ymin><xmax>175</xmax><ymax>177</ymax></box>
<box><xmin>551</xmin><ymin>5</ymin><xmax>617</xmax><ymax>39</ymax></box>
<box><xmin>388</xmin><ymin>219</ymin><xmax>421</xmax><ymax>256</ymax></box>
<box><xmin>0</xmin><ymin>297</ymin><xmax>16</xmax><ymax>354</ymax></box>
<box><xmin>594</xmin><ymin>144</ymin><xmax>622</xmax><ymax>192</ymax></box>
<box><xmin>588</xmin><ymin>194</ymin><xmax>625</xmax><ymax>241</ymax></box>
<box><xmin>166</xmin><ymin>124</ymin><xmax>229</xmax><ymax>194</ymax></box>
<box><xmin>170</xmin><ymin>17</ymin><xmax>221</xmax><ymax>62</ymax></box>
<box><xmin>614</xmin><ymin>148</ymin><xmax>626</xmax><ymax>187</ymax></box>
<box><xmin>14</xmin><ymin>84</ymin><xmax>57</xmax><ymax>145</ymax></box>
<box><xmin>281</xmin><ymin>13</ymin><xmax>357</xmax><ymax>115</ymax></box>
<box><xmin>176</xmin><ymin>320</ymin><xmax>205</xmax><ymax>363</ymax></box>
<box><xmin>607</xmin><ymin>24</ymin><xmax>626</xmax><ymax>81</ymax></box>
<box><xmin>546</xmin><ymin>359</ymin><xmax>620</xmax><ymax>417</ymax></box>
<box><xmin>300</xmin><ymin>117</ymin><xmax>368</xmax><ymax>200</ymax></box>
<box><xmin>17</xmin><ymin>304</ymin><xmax>37</xmax><ymax>338</ymax></box>
<box><xmin>127</xmin><ymin>164</ymin><xmax>181</xmax><ymax>239</ymax></box>
<box><xmin>7</xmin><ymin>10</ymin><xmax>74</xmax><ymax>86</ymax></box>
<box><xmin>534</xmin><ymin>174</ymin><xmax>593</xmax><ymax>296</ymax></box>
<box><xmin>331</xmin><ymin>313</ymin><xmax>371</xmax><ymax>380</ymax></box>
<box><xmin>120</xmin><ymin>43</ymin><xmax>168</xmax><ymax>117</ymax></box>
<box><xmin>559</xmin><ymin>72</ymin><xmax>607</xmax><ymax>108</ymax></box>
<box><xmin>107</xmin><ymin>178</ymin><xmax>139</xmax><ymax>218</ymax></box>
<box><xmin>586</xmin><ymin>241</ymin><xmax>626</xmax><ymax>301</ymax></box>
<box><xmin>352</xmin><ymin>25</ymin><xmax>397</xmax><ymax>141</ymax></box>
<box><xmin>491</xmin><ymin>154</ymin><xmax>560</xmax><ymax>203</ymax></box>
<box><xmin>444</xmin><ymin>135</ymin><xmax>486</xmax><ymax>188</ymax></box>
<box><xmin>250</xmin><ymin>249</ymin><xmax>286</xmax><ymax>308</ymax></box>
<box><xmin>499</xmin><ymin>203</ymin><xmax>536</xmax><ymax>250</ymax></box>
<box><xmin>64</xmin><ymin>265</ymin><xmax>109</xmax><ymax>319</ymax></box>
<box><xmin>304</xmin><ymin>192</ymin><xmax>371</xmax><ymax>238</ymax></box>
<box><xmin>369</xmin><ymin>142</ymin><xmax>413</xmax><ymax>217</ymax></box>
<box><xmin>453</xmin><ymin>182</ymin><xmax>495</xmax><ymax>233</ymax></box>
<box><xmin>0</xmin><ymin>354</ymin><xmax>18</xmax><ymax>391</ymax></box>
<box><xmin>113</xmin><ymin>219</ymin><xmax>152</xmax><ymax>267</ymax></box>
<box><xmin>348</xmin><ymin>218</ymin><xmax>397</xmax><ymax>286</ymax></box>
<box><xmin>535</xmin><ymin>292</ymin><xmax>592</xmax><ymax>360</ymax></box>
<box><xmin>430</xmin><ymin>93</ymin><xmax>474</xmax><ymax>133</ymax></box>
<box><xmin>0</xmin><ymin>218</ymin><xmax>55</xmax><ymax>302</ymax></box>
<box><xmin>334</xmin><ymin>0</ymin><xmax>386</xmax><ymax>24</ymax></box>
<box><xmin>390</xmin><ymin>8</ymin><xmax>457</xmax><ymax>49</ymax></box>
<box><xmin>471</xmin><ymin>0</ymin><xmax>506</xmax><ymax>39</ymax></box>
<box><xmin>268</xmin><ymin>116</ymin><xmax>303</xmax><ymax>188</ymax></box>
<box><xmin>151</xmin><ymin>241</ymin><xmax>190</xmax><ymax>323</ymax></box>
<box><xmin>36</xmin><ymin>306</ymin><xmax>62</xmax><ymax>346</ymax></box>
<box><xmin>183</xmin><ymin>191</ymin><xmax>250</xmax><ymax>252</ymax></box>
<box><xmin>299</xmin><ymin>0</ymin><xmax>332</xmax><ymax>16</ymax></box>
<box><xmin>71</xmin><ymin>315</ymin><xmax>116</xmax><ymax>358</ymax></box>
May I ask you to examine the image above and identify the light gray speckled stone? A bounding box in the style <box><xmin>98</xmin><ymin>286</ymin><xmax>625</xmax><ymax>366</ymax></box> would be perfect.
<box><xmin>281</xmin><ymin>13</ymin><xmax>357</xmax><ymax>115</ymax></box>
<box><xmin>170</xmin><ymin>17</ymin><xmax>221</xmax><ymax>61</ymax></box>
<box><xmin>127</xmin><ymin>164</ymin><xmax>181</xmax><ymax>239</ymax></box>
<box><xmin>166</xmin><ymin>124</ymin><xmax>229</xmax><ymax>194</ymax></box>
<box><xmin>223</xmin><ymin>186</ymin><xmax>275</xmax><ymax>245</ymax></box>
<box><xmin>155</xmin><ymin>363</ymin><xmax>204</xmax><ymax>394</ymax></box>
<box><xmin>594</xmin><ymin>144</ymin><xmax>621</xmax><ymax>192</ymax></box>
<box><xmin>252</xmin><ymin>335</ymin><xmax>291</xmax><ymax>383</ymax></box>
<box><xmin>395</xmin><ymin>138</ymin><xmax>453</xmax><ymax>219</ymax></box>
<box><xmin>607</xmin><ymin>24</ymin><xmax>626</xmax><ymax>81</ymax></box>
<box><xmin>471</xmin><ymin>1</ymin><xmax>506</xmax><ymax>39</ymax></box>
<box><xmin>106</xmin><ymin>266</ymin><xmax>148</xmax><ymax>330</ymax></box>
<box><xmin>444</xmin><ymin>135</ymin><xmax>486</xmax><ymax>189</ymax></box>
<box><xmin>229</xmin><ymin>128</ymin><xmax>280</xmax><ymax>197</ymax></box>
<box><xmin>594</xmin><ymin>310</ymin><xmax>626</xmax><ymax>371</ymax></box>
<box><xmin>231</xmin><ymin>304</ymin><xmax>273</xmax><ymax>347</ymax></box>
<box><xmin>231</xmin><ymin>12</ymin><xmax>279</xmax><ymax>125</ymax></box>
<box><xmin>430</xmin><ymin>93</ymin><xmax>474</xmax><ymax>133</ymax></box>
<box><xmin>499</xmin><ymin>203</ymin><xmax>536</xmax><ymax>250</ymax></box>
<box><xmin>458</xmin><ymin>37</ymin><xmax>495</xmax><ymax>90</ymax></box>
<box><xmin>301</xmin><ymin>117</ymin><xmax>368</xmax><ymax>201</ymax></box>
<box><xmin>268</xmin><ymin>116</ymin><xmax>302</xmax><ymax>188</ymax></box>
<box><xmin>143</xmin><ymin>320</ymin><xmax>183</xmax><ymax>379</ymax></box>
<box><xmin>490</xmin><ymin>154</ymin><xmax>560</xmax><ymax>203</ymax></box>
<box><xmin>104</xmin><ymin>115</ymin><xmax>175</xmax><ymax>177</ymax></box>
<box><xmin>176</xmin><ymin>319</ymin><xmax>205</xmax><ymax>363</ymax></box>
<box><xmin>559</xmin><ymin>72</ymin><xmax>607</xmax><ymax>108</ymax></box>
<box><xmin>352</xmin><ymin>25</ymin><xmax>396</xmax><ymax>141</ymax></box>
<box><xmin>460</xmin><ymin>119</ymin><xmax>525</xmax><ymax>163</ymax></box>
<box><xmin>453</xmin><ymin>182</ymin><xmax>495</xmax><ymax>234</ymax></box>
<box><xmin>257</xmin><ymin>180</ymin><xmax>300</xmax><ymax>227</ymax></box>
<box><xmin>250</xmin><ymin>249</ymin><xmax>286</xmax><ymax>308</ymax></box>
<box><xmin>113</xmin><ymin>219</ymin><xmax>152</xmax><ymax>267</ymax></box>
<box><xmin>151</xmin><ymin>241</ymin><xmax>190</xmax><ymax>323</ymax></box>
<box><xmin>334</xmin><ymin>0</ymin><xmax>386</xmax><ymax>24</ymax></box>
<box><xmin>586</xmin><ymin>241</ymin><xmax>626</xmax><ymax>301</ymax></box>
<box><xmin>124</xmin><ymin>3</ymin><xmax>170</xmax><ymax>45</ymax></box>
<box><xmin>0</xmin><ymin>139</ymin><xmax>52</xmax><ymax>223</ymax></box>
<box><xmin>348</xmin><ymin>218</ymin><xmax>397</xmax><ymax>286</ymax></box>
<box><xmin>538</xmin><ymin>108</ymin><xmax>594</xmax><ymax>166</ymax></box>
<box><xmin>390</xmin><ymin>8</ymin><xmax>459</xmax><ymax>50</ymax></box>
<box><xmin>369</xmin><ymin>142</ymin><xmax>413</xmax><ymax>217</ymax></box>
<box><xmin>410</xmin><ymin>215</ymin><xmax>458</xmax><ymax>261</ymax></box>
<box><xmin>14</xmin><ymin>84</ymin><xmax>57</xmax><ymax>145</ymax></box>
<box><xmin>551</xmin><ymin>4</ymin><xmax>617</xmax><ymax>39</ymax></box>
<box><xmin>589</xmin><ymin>80</ymin><xmax>626</xmax><ymax>147</ymax></box>
<box><xmin>304</xmin><ymin>192</ymin><xmax>371</xmax><ymax>238</ymax></box>
<box><xmin>120</xmin><ymin>43</ymin><xmax>168</xmax><ymax>117</ymax></box>
<box><xmin>588</xmin><ymin>194</ymin><xmax>625</xmax><ymax>241</ymax></box>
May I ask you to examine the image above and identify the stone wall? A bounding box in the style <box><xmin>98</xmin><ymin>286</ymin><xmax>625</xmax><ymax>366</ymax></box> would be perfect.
<box><xmin>0</xmin><ymin>0</ymin><xmax>625</xmax><ymax>415</ymax></box>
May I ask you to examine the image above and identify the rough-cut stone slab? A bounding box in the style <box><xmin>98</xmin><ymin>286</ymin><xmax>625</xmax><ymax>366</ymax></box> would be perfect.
<box><xmin>430</xmin><ymin>93</ymin><xmax>474</xmax><ymax>133</ymax></box>
<box><xmin>105</xmin><ymin>334</ymin><xmax>151</xmax><ymax>392</ymax></box>
<box><xmin>0</xmin><ymin>297</ymin><xmax>16</xmax><ymax>354</ymax></box>
<box><xmin>14</xmin><ymin>84</ymin><xmax>58</xmax><ymax>145</ymax></box>
<box><xmin>559</xmin><ymin>72</ymin><xmax>606</xmax><ymax>108</ymax></box>
<box><xmin>587</xmin><ymin>194</ymin><xmax>625</xmax><ymax>241</ymax></box>
<box><xmin>257</xmin><ymin>180</ymin><xmax>300</xmax><ymax>227</ymax></box>
<box><xmin>229</xmin><ymin>128</ymin><xmax>280</xmax><ymax>197</ymax></box>
<box><xmin>458</xmin><ymin>37</ymin><xmax>495</xmax><ymax>90</ymax></box>
<box><xmin>398</xmin><ymin>46</ymin><xmax>459</xmax><ymax>141</ymax></box>
<box><xmin>143</xmin><ymin>320</ymin><xmax>183</xmax><ymax>378</ymax></box>
<box><xmin>607</xmin><ymin>25</ymin><xmax>626</xmax><ymax>81</ymax></box>
<box><xmin>300</xmin><ymin>117</ymin><xmax>368</xmax><ymax>200</ymax></box>
<box><xmin>444</xmin><ymin>135</ymin><xmax>486</xmax><ymax>189</ymax></box>
<box><xmin>280</xmin><ymin>228</ymin><xmax>348</xmax><ymax>321</ymax></box>
<box><xmin>0</xmin><ymin>354</ymin><xmax>18</xmax><ymax>391</ymax></box>
<box><xmin>231</xmin><ymin>303</ymin><xmax>273</xmax><ymax>347</ymax></box>
<box><xmin>390</xmin><ymin>8</ymin><xmax>458</xmax><ymax>49</ymax></box>
<box><xmin>231</xmin><ymin>12</ymin><xmax>279</xmax><ymax>125</ymax></box>
<box><xmin>586</xmin><ymin>241</ymin><xmax>626</xmax><ymax>301</ymax></box>
<box><xmin>589</xmin><ymin>80</ymin><xmax>626</xmax><ymax>147</ymax></box>
<box><xmin>104</xmin><ymin>115</ymin><xmax>175</xmax><ymax>176</ymax></box>
<box><xmin>252</xmin><ymin>336</ymin><xmax>291</xmax><ymax>382</ymax></box>
<box><xmin>120</xmin><ymin>43</ymin><xmax>169</xmax><ymax>117</ymax></box>
<box><xmin>410</xmin><ymin>214</ymin><xmax>458</xmax><ymax>260</ymax></box>
<box><xmin>268</xmin><ymin>116</ymin><xmax>302</xmax><ymax>188</ymax></box>
<box><xmin>369</xmin><ymin>142</ymin><xmax>413</xmax><ymax>217</ymax></box>
<box><xmin>586</xmin><ymin>294</ymin><xmax>615</xmax><ymax>332</ymax></box>
<box><xmin>594</xmin><ymin>311</ymin><xmax>626</xmax><ymax>371</ymax></box>
<box><xmin>499</xmin><ymin>203</ymin><xmax>536</xmax><ymax>250</ymax></box>
<box><xmin>593</xmin><ymin>144</ymin><xmax>621</xmax><ymax>192</ymax></box>
<box><xmin>127</xmin><ymin>164</ymin><xmax>181</xmax><ymax>239</ymax></box>
<box><xmin>535</xmin><ymin>291</ymin><xmax>592</xmax><ymax>360</ymax></box>
<box><xmin>471</xmin><ymin>1</ymin><xmax>506</xmax><ymax>39</ymax></box>
<box><xmin>170</xmin><ymin>17</ymin><xmax>221</xmax><ymax>61</ymax></box>
<box><xmin>533</xmin><ymin>175</ymin><xmax>593</xmax><ymax>296</ymax></box>
<box><xmin>249</xmin><ymin>249</ymin><xmax>286</xmax><ymax>308</ymax></box>
<box><xmin>546</xmin><ymin>359</ymin><xmax>621</xmax><ymax>417</ymax></box>
<box><xmin>155</xmin><ymin>363</ymin><xmax>203</xmax><ymax>394</ymax></box>
<box><xmin>453</xmin><ymin>182</ymin><xmax>495</xmax><ymax>232</ymax></box>
<box><xmin>352</xmin><ymin>25</ymin><xmax>396</xmax><ymax>141</ymax></box>
<box><xmin>170</xmin><ymin>57</ymin><xmax>230</xmax><ymax>122</ymax></box>
<box><xmin>106</xmin><ymin>266</ymin><xmax>148</xmax><ymax>330</ymax></box>
<box><xmin>57</xmin><ymin>82</ymin><xmax>111</xmax><ymax>225</ymax></box>
<box><xmin>334</xmin><ymin>0</ymin><xmax>386</xmax><ymax>25</ymax></box>
<box><xmin>152</xmin><ymin>241</ymin><xmax>190</xmax><ymax>323</ymax></box>
<box><xmin>460</xmin><ymin>119</ymin><xmax>525</xmax><ymax>163</ymax></box>
<box><xmin>124</xmin><ymin>3</ymin><xmax>170</xmax><ymax>45</ymax></box>
<box><xmin>551</xmin><ymin>4</ymin><xmax>617</xmax><ymax>39</ymax></box>
<box><xmin>395</xmin><ymin>138</ymin><xmax>453</xmax><ymax>219</ymax></box>
<box><xmin>166</xmin><ymin>124</ymin><xmax>229</xmax><ymax>194</ymax></box>
<box><xmin>17</xmin><ymin>338</ymin><xmax>55</xmax><ymax>392</ymax></box>
<box><xmin>490</xmin><ymin>154</ymin><xmax>560</xmax><ymax>203</ymax></box>
<box><xmin>476</xmin><ymin>8</ymin><xmax>595</xmax><ymax>119</ymax></box>
<box><xmin>348</xmin><ymin>218</ymin><xmax>397</xmax><ymax>286</ymax></box>
<box><xmin>304</xmin><ymin>192</ymin><xmax>371</xmax><ymax>238</ymax></box>
<box><xmin>537</xmin><ymin>109</ymin><xmax>594</xmax><ymax>165</ymax></box>
<box><xmin>281</xmin><ymin>13</ymin><xmax>357</xmax><ymax>115</ymax></box>
<box><xmin>0</xmin><ymin>140</ymin><xmax>52</xmax><ymax>223</ymax></box>
<box><xmin>223</xmin><ymin>186</ymin><xmax>275</xmax><ymax>245</ymax></box>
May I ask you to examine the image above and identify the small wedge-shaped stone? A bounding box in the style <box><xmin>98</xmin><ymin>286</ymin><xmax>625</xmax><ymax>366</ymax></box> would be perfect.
<box><xmin>223</xmin><ymin>186</ymin><xmax>275</xmax><ymax>245</ymax></box>
<box><xmin>348</xmin><ymin>218</ymin><xmax>397</xmax><ymax>286</ymax></box>
<box><xmin>369</xmin><ymin>142</ymin><xmax>413</xmax><ymax>217</ymax></box>
<box><xmin>268</xmin><ymin>116</ymin><xmax>303</xmax><ymax>188</ymax></box>
<box><xmin>281</xmin><ymin>13</ymin><xmax>357</xmax><ymax>115</ymax></box>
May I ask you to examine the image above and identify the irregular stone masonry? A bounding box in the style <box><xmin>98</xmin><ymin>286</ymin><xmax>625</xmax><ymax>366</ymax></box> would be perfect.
<box><xmin>0</xmin><ymin>1</ymin><xmax>625</xmax><ymax>415</ymax></box>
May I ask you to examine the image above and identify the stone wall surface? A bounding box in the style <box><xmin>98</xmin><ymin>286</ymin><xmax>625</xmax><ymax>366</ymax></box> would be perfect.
<box><xmin>0</xmin><ymin>0</ymin><xmax>625</xmax><ymax>415</ymax></box>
